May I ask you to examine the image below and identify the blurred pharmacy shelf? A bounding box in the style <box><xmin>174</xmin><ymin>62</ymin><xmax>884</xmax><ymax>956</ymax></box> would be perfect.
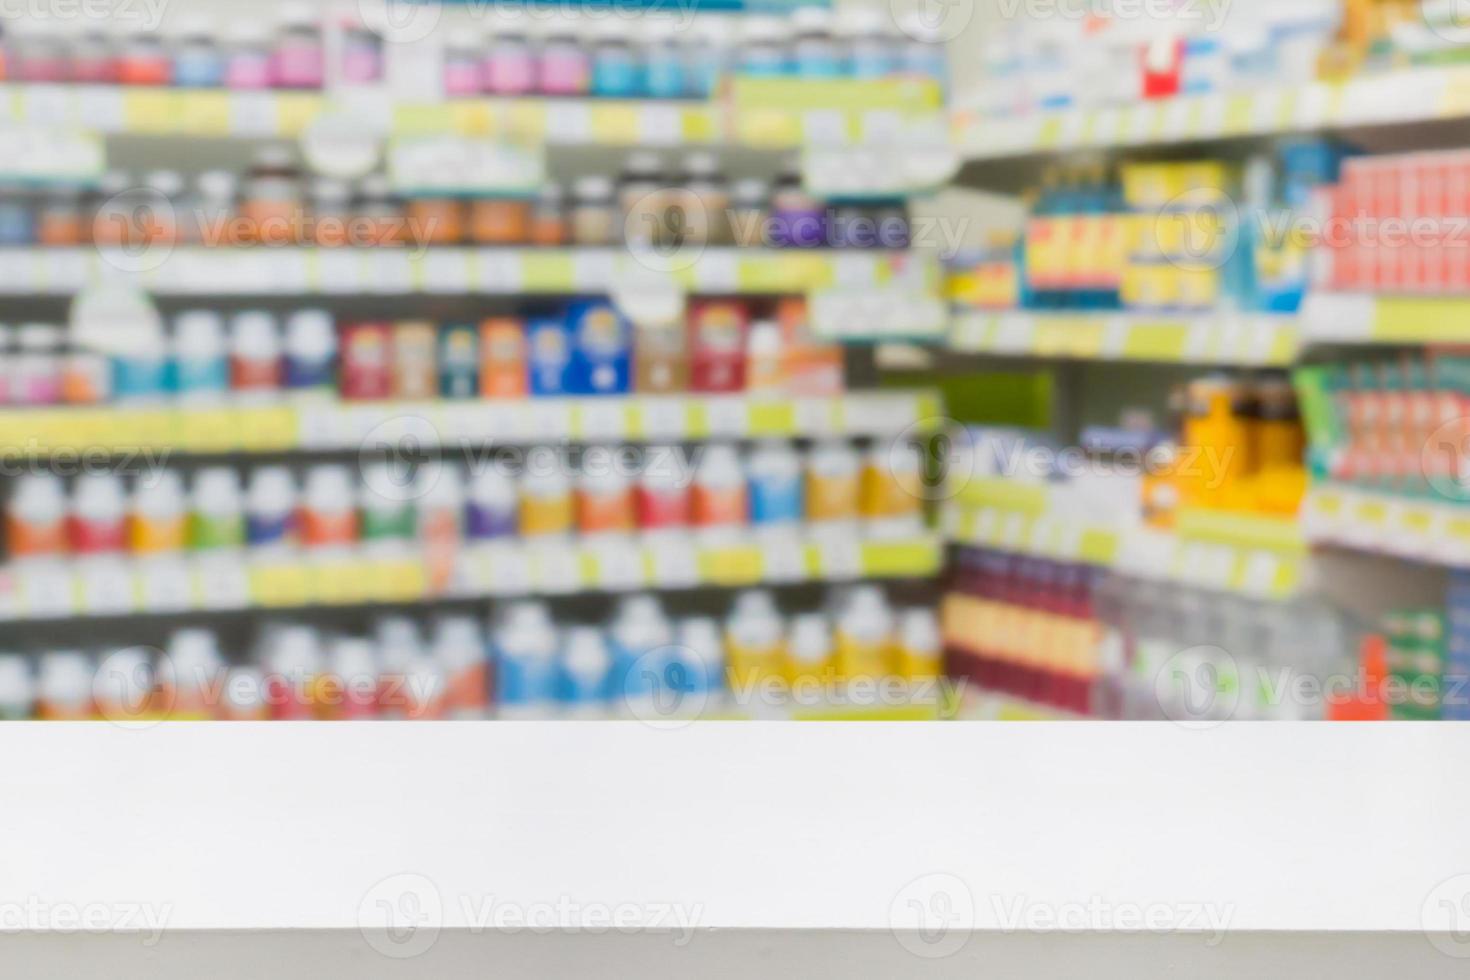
<box><xmin>1301</xmin><ymin>292</ymin><xmax>1470</xmax><ymax>345</ymax></box>
<box><xmin>0</xmin><ymin>79</ymin><xmax>944</xmax><ymax>148</ymax></box>
<box><xmin>942</xmin><ymin>478</ymin><xmax>1306</xmax><ymax>600</ymax></box>
<box><xmin>0</xmin><ymin>532</ymin><xmax>942</xmax><ymax>622</ymax></box>
<box><xmin>949</xmin><ymin>687</ymin><xmax>1078</xmax><ymax>721</ymax></box>
<box><xmin>948</xmin><ymin>310</ymin><xmax>1299</xmax><ymax>366</ymax></box>
<box><xmin>0</xmin><ymin>246</ymin><xmax>936</xmax><ymax>300</ymax></box>
<box><xmin>1305</xmin><ymin>484</ymin><xmax>1470</xmax><ymax>567</ymax></box>
<box><xmin>0</xmin><ymin>391</ymin><xmax>942</xmax><ymax>455</ymax></box>
<box><xmin>954</xmin><ymin>66</ymin><xmax>1470</xmax><ymax>161</ymax></box>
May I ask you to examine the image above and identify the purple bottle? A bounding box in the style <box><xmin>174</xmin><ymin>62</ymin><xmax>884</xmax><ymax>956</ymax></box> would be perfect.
<box><xmin>466</xmin><ymin>469</ymin><xmax>519</xmax><ymax>540</ymax></box>
<box><xmin>769</xmin><ymin>173</ymin><xmax>826</xmax><ymax>249</ymax></box>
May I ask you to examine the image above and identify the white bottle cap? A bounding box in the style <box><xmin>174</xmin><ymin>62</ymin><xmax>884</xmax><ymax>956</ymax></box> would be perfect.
<box><xmin>39</xmin><ymin>650</ymin><xmax>93</xmax><ymax>710</ymax></box>
<box><xmin>72</xmin><ymin>473</ymin><xmax>127</xmax><ymax>521</ymax></box>
<box><xmin>169</xmin><ymin>310</ymin><xmax>224</xmax><ymax>359</ymax></box>
<box><xmin>788</xmin><ymin>612</ymin><xmax>832</xmax><ymax>666</ymax></box>
<box><xmin>564</xmin><ymin>626</ymin><xmax>610</xmax><ymax>672</ymax></box>
<box><xmin>695</xmin><ymin>443</ymin><xmax>743</xmax><ymax>487</ymax></box>
<box><xmin>304</xmin><ymin>464</ymin><xmax>355</xmax><ymax>513</ymax></box>
<box><xmin>133</xmin><ymin>469</ymin><xmax>187</xmax><ymax>521</ymax></box>
<box><xmin>94</xmin><ymin>647</ymin><xmax>153</xmax><ymax>712</ymax></box>
<box><xmin>432</xmin><ymin>616</ymin><xmax>484</xmax><ymax>672</ymax></box>
<box><xmin>222</xmin><ymin>666</ymin><xmax>266</xmax><ymax>715</ymax></box>
<box><xmin>898</xmin><ymin>607</ymin><xmax>941</xmax><ymax>657</ymax></box>
<box><xmin>469</xmin><ymin>467</ymin><xmax>518</xmax><ymax>510</ymax></box>
<box><xmin>247</xmin><ymin>466</ymin><xmax>298</xmax><ymax>517</ymax></box>
<box><xmin>285</xmin><ymin>308</ymin><xmax>336</xmax><ymax>360</ymax></box>
<box><xmin>164</xmin><ymin>628</ymin><xmax>222</xmax><ymax>682</ymax></box>
<box><xmin>193</xmin><ymin>467</ymin><xmax>243</xmax><ymax>516</ymax></box>
<box><xmin>266</xmin><ymin>624</ymin><xmax>323</xmax><ymax>679</ymax></box>
<box><xmin>10</xmin><ymin>473</ymin><xmax>67</xmax><ymax>524</ymax></box>
<box><xmin>374</xmin><ymin>616</ymin><xmax>423</xmax><ymax>667</ymax></box>
<box><xmin>329</xmin><ymin>636</ymin><xmax>380</xmax><ymax>684</ymax></box>
<box><xmin>675</xmin><ymin>616</ymin><xmax>723</xmax><ymax>668</ymax></box>
<box><xmin>230</xmin><ymin>310</ymin><xmax>281</xmax><ymax>358</ymax></box>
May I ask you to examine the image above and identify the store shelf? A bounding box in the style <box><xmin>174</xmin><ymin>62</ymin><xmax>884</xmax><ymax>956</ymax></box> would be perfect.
<box><xmin>1301</xmin><ymin>291</ymin><xmax>1470</xmax><ymax>344</ymax></box>
<box><xmin>1305</xmin><ymin>484</ymin><xmax>1470</xmax><ymax>566</ymax></box>
<box><xmin>0</xmin><ymin>391</ymin><xmax>943</xmax><ymax>455</ymax></box>
<box><xmin>955</xmin><ymin>65</ymin><xmax>1470</xmax><ymax>161</ymax></box>
<box><xmin>0</xmin><ymin>532</ymin><xmax>942</xmax><ymax>622</ymax></box>
<box><xmin>949</xmin><ymin>310</ymin><xmax>1299</xmax><ymax>365</ymax></box>
<box><xmin>943</xmin><ymin>478</ymin><xmax>1306</xmax><ymax>599</ymax></box>
<box><xmin>949</xmin><ymin>686</ymin><xmax>1079</xmax><ymax>720</ymax></box>
<box><xmin>0</xmin><ymin>80</ymin><xmax>943</xmax><ymax>148</ymax></box>
<box><xmin>0</xmin><ymin>246</ymin><xmax>931</xmax><ymax>297</ymax></box>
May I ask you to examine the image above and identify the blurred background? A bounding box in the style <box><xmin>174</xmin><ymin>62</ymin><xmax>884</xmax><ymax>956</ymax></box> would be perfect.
<box><xmin>0</xmin><ymin>0</ymin><xmax>1462</xmax><ymax>724</ymax></box>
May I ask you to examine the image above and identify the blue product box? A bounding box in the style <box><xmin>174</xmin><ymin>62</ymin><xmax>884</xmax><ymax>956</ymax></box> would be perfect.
<box><xmin>567</xmin><ymin>300</ymin><xmax>632</xmax><ymax>396</ymax></box>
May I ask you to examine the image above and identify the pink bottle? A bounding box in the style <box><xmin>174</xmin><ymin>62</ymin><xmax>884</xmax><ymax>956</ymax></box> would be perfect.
<box><xmin>272</xmin><ymin>4</ymin><xmax>326</xmax><ymax>90</ymax></box>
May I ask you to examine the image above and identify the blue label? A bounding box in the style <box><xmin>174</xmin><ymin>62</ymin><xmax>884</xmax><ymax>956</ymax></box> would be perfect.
<box><xmin>247</xmin><ymin>512</ymin><xmax>294</xmax><ymax>547</ymax></box>
<box><xmin>174</xmin><ymin>356</ymin><xmax>230</xmax><ymax>396</ymax></box>
<box><xmin>284</xmin><ymin>355</ymin><xmax>335</xmax><ymax>390</ymax></box>
<box><xmin>558</xmin><ymin>658</ymin><xmax>610</xmax><ymax>706</ymax></box>
<box><xmin>174</xmin><ymin>54</ymin><xmax>226</xmax><ymax>88</ymax></box>
<box><xmin>645</xmin><ymin>55</ymin><xmax>685</xmax><ymax>99</ymax></box>
<box><xmin>739</xmin><ymin>50</ymin><xmax>788</xmax><ymax>77</ymax></box>
<box><xmin>568</xmin><ymin>301</ymin><xmax>631</xmax><ymax>395</ymax></box>
<box><xmin>113</xmin><ymin>356</ymin><xmax>170</xmax><ymax>400</ymax></box>
<box><xmin>592</xmin><ymin>52</ymin><xmax>643</xmax><ymax>97</ymax></box>
<box><xmin>527</xmin><ymin>318</ymin><xmax>574</xmax><ymax>395</ymax></box>
<box><xmin>496</xmin><ymin>650</ymin><xmax>559</xmax><ymax>707</ymax></box>
<box><xmin>749</xmin><ymin>474</ymin><xmax>803</xmax><ymax>524</ymax></box>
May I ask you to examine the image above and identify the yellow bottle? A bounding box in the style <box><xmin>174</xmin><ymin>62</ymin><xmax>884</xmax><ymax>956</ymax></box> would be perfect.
<box><xmin>785</xmin><ymin>613</ymin><xmax>834</xmax><ymax>688</ymax></box>
<box><xmin>833</xmin><ymin>586</ymin><xmax>895</xmax><ymax>680</ymax></box>
<box><xmin>896</xmin><ymin>608</ymin><xmax>942</xmax><ymax>681</ymax></box>
<box><xmin>724</xmin><ymin>590</ymin><xmax>786</xmax><ymax>694</ymax></box>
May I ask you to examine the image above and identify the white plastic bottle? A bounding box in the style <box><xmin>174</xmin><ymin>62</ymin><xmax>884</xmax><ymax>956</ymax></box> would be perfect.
<box><xmin>786</xmin><ymin>611</ymin><xmax>834</xmax><ymax>688</ymax></box>
<box><xmin>744</xmin><ymin>318</ymin><xmax>786</xmax><ymax>393</ymax></box>
<box><xmin>220</xmin><ymin>665</ymin><xmax>269</xmax><ymax>720</ymax></box>
<box><xmin>263</xmin><ymin>623</ymin><xmax>322</xmax><ymax>720</ymax></box>
<box><xmin>283</xmin><ymin>308</ymin><xmax>337</xmax><ymax>395</ymax></box>
<box><xmin>559</xmin><ymin>625</ymin><xmax>613</xmax><ymax>719</ymax></box>
<box><xmin>806</xmin><ymin>439</ymin><xmax>861</xmax><ymax>528</ymax></box>
<box><xmin>466</xmin><ymin>466</ymin><xmax>519</xmax><ymax>542</ymax></box>
<box><xmin>245</xmin><ymin>465</ymin><xmax>297</xmax><ymax>551</ymax></box>
<box><xmin>37</xmin><ymin>650</ymin><xmax>93</xmax><ymax>720</ymax></box>
<box><xmin>862</xmin><ymin>439</ymin><xmax>925</xmax><ymax>535</ymax></box>
<box><xmin>300</xmin><ymin>464</ymin><xmax>358</xmax><ymax>551</ymax></box>
<box><xmin>326</xmin><ymin>635</ymin><xmax>380</xmax><ymax>720</ymax></box>
<box><xmin>834</xmin><ymin>585</ymin><xmax>895</xmax><ymax>680</ymax></box>
<box><xmin>190</xmin><ymin>467</ymin><xmax>246</xmax><ymax>550</ymax></box>
<box><xmin>691</xmin><ymin>442</ymin><xmax>748</xmax><ymax>539</ymax></box>
<box><xmin>374</xmin><ymin>615</ymin><xmax>423</xmax><ymax>720</ymax></box>
<box><xmin>93</xmin><ymin>647</ymin><xmax>154</xmax><ymax>721</ymax></box>
<box><xmin>494</xmin><ymin>600</ymin><xmax>560</xmax><ymax>719</ymax></box>
<box><xmin>68</xmin><ymin>473</ymin><xmax>128</xmax><ymax>555</ymax></box>
<box><xmin>0</xmin><ymin>653</ymin><xmax>34</xmax><ymax>719</ymax></box>
<box><xmin>675</xmin><ymin>615</ymin><xmax>726</xmax><ymax>713</ymax></box>
<box><xmin>229</xmin><ymin>309</ymin><xmax>283</xmax><ymax>400</ymax></box>
<box><xmin>747</xmin><ymin>440</ymin><xmax>804</xmax><ymax>527</ymax></box>
<box><xmin>130</xmin><ymin>469</ymin><xmax>189</xmax><ymax>555</ymax></box>
<box><xmin>7</xmin><ymin>473</ymin><xmax>68</xmax><ymax>558</ymax></box>
<box><xmin>172</xmin><ymin>309</ymin><xmax>230</xmax><ymax>401</ymax></box>
<box><xmin>159</xmin><ymin>628</ymin><xmax>223</xmax><ymax>719</ymax></box>
<box><xmin>896</xmin><ymin>607</ymin><xmax>943</xmax><ymax>680</ymax></box>
<box><xmin>432</xmin><ymin>615</ymin><xmax>488</xmax><ymax>718</ymax></box>
<box><xmin>610</xmin><ymin>594</ymin><xmax>674</xmax><ymax>713</ymax></box>
<box><xmin>519</xmin><ymin>449</ymin><xmax>574</xmax><ymax>537</ymax></box>
<box><xmin>725</xmin><ymin>589</ymin><xmax>785</xmax><ymax>695</ymax></box>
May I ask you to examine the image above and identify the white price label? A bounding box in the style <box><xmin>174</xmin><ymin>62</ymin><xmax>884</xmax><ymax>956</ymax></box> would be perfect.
<box><xmin>137</xmin><ymin>557</ymin><xmax>196</xmax><ymax>612</ymax></box>
<box><xmin>819</xmin><ymin>536</ymin><xmax>863</xmax><ymax>580</ymax></box>
<box><xmin>313</xmin><ymin>248</ymin><xmax>364</xmax><ymax>293</ymax></box>
<box><xmin>78</xmin><ymin>558</ymin><xmax>137</xmax><ymax>615</ymax></box>
<box><xmin>421</xmin><ymin>249</ymin><xmax>470</xmax><ymax>292</ymax></box>
<box><xmin>19</xmin><ymin>562</ymin><xmax>76</xmax><ymax>618</ymax></box>
<box><xmin>533</xmin><ymin>541</ymin><xmax>582</xmax><ymax>593</ymax></box>
<box><xmin>647</xmin><ymin>534</ymin><xmax>699</xmax><ymax>588</ymax></box>
<box><xmin>639</xmin><ymin>105</ymin><xmax>682</xmax><ymax>145</ymax></box>
<box><xmin>481</xmin><ymin>541</ymin><xmax>531</xmax><ymax>596</ymax></box>
<box><xmin>195</xmin><ymin>553</ymin><xmax>250</xmax><ymax>609</ymax></box>
<box><xmin>702</xmin><ymin>397</ymin><xmax>748</xmax><ymax>438</ymax></box>
<box><xmin>364</xmin><ymin>249</ymin><xmax>415</xmax><ymax>294</ymax></box>
<box><xmin>637</xmin><ymin>397</ymin><xmax>688</xmax><ymax>440</ymax></box>
<box><xmin>546</xmin><ymin>103</ymin><xmax>591</xmax><ymax>142</ymax></box>
<box><xmin>761</xmin><ymin>536</ymin><xmax>808</xmax><ymax>583</ymax></box>
<box><xmin>588</xmin><ymin>536</ymin><xmax>645</xmax><ymax>591</ymax></box>
<box><xmin>477</xmin><ymin>249</ymin><xmax>524</xmax><ymax>292</ymax></box>
<box><xmin>231</xmin><ymin>92</ymin><xmax>278</xmax><ymax>135</ymax></box>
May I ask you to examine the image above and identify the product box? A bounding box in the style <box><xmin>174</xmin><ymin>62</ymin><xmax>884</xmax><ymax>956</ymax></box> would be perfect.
<box><xmin>479</xmin><ymin>318</ymin><xmax>527</xmax><ymax>399</ymax></box>
<box><xmin>526</xmin><ymin>315</ymin><xmax>575</xmax><ymax>396</ymax></box>
<box><xmin>340</xmin><ymin>322</ymin><xmax>393</xmax><ymax>401</ymax></box>
<box><xmin>567</xmin><ymin>300</ymin><xmax>632</xmax><ymax>396</ymax></box>
<box><xmin>688</xmin><ymin>299</ymin><xmax>750</xmax><ymax>393</ymax></box>
<box><xmin>392</xmin><ymin>321</ymin><xmax>438</xmax><ymax>400</ymax></box>
<box><xmin>634</xmin><ymin>321</ymin><xmax>690</xmax><ymax>394</ymax></box>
